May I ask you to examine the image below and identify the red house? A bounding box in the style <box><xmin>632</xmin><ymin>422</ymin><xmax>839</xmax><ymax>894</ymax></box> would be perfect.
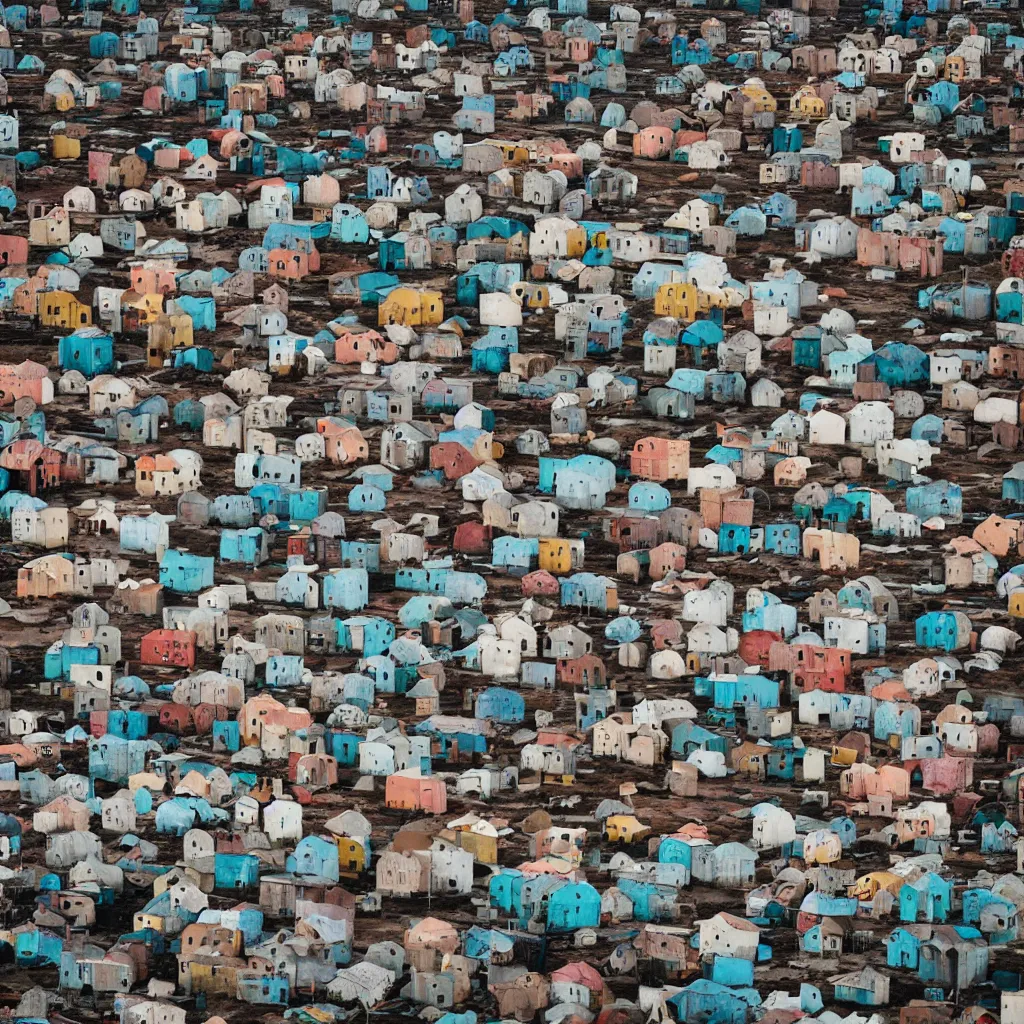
<box><xmin>556</xmin><ymin>653</ymin><xmax>606</xmax><ymax>687</ymax></box>
<box><xmin>141</xmin><ymin>628</ymin><xmax>196</xmax><ymax>669</ymax></box>
<box><xmin>737</xmin><ymin>629</ymin><xmax>782</xmax><ymax>668</ymax></box>
<box><xmin>193</xmin><ymin>702</ymin><xmax>229</xmax><ymax>735</ymax></box>
<box><xmin>522</xmin><ymin>570</ymin><xmax>558</xmax><ymax>596</ymax></box>
<box><xmin>454</xmin><ymin>521</ymin><xmax>491</xmax><ymax>555</ymax></box>
<box><xmin>159</xmin><ymin>703</ymin><xmax>194</xmax><ymax>735</ymax></box>
<box><xmin>429</xmin><ymin>442</ymin><xmax>478</xmax><ymax>480</ymax></box>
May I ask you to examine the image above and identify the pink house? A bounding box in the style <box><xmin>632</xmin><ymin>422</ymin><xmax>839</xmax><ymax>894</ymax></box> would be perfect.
<box><xmin>385</xmin><ymin>771</ymin><xmax>447</xmax><ymax>814</ymax></box>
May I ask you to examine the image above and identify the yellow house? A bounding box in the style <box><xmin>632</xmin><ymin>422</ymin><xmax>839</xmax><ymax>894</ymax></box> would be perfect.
<box><xmin>124</xmin><ymin>291</ymin><xmax>164</xmax><ymax>326</ymax></box>
<box><xmin>179</xmin><ymin>957</ymin><xmax>243</xmax><ymax>996</ymax></box>
<box><xmin>791</xmin><ymin>87</ymin><xmax>827</xmax><ymax>117</ymax></box>
<box><xmin>740</xmin><ymin>84</ymin><xmax>777</xmax><ymax>113</ymax></box>
<box><xmin>133</xmin><ymin>911</ymin><xmax>165</xmax><ymax>933</ymax></box>
<box><xmin>148</xmin><ymin>313</ymin><xmax>194</xmax><ymax>366</ymax></box>
<box><xmin>338</xmin><ymin>838</ymin><xmax>366</xmax><ymax>876</ymax></box>
<box><xmin>700</xmin><ymin>289</ymin><xmax>729</xmax><ymax>315</ymax></box>
<box><xmin>944</xmin><ymin>55</ymin><xmax>967</xmax><ymax>82</ymax></box>
<box><xmin>605</xmin><ymin>814</ymin><xmax>652</xmax><ymax>844</ymax></box>
<box><xmin>1010</xmin><ymin>591</ymin><xmax>1024</xmax><ymax>618</ymax></box>
<box><xmin>654</xmin><ymin>281</ymin><xmax>698</xmax><ymax>320</ymax></box>
<box><xmin>52</xmin><ymin>135</ymin><xmax>81</xmax><ymax>160</ymax></box>
<box><xmin>443</xmin><ymin>827</ymin><xmax>498</xmax><ymax>864</ymax></box>
<box><xmin>38</xmin><ymin>290</ymin><xmax>91</xmax><ymax>329</ymax></box>
<box><xmin>492</xmin><ymin>140</ymin><xmax>530</xmax><ymax>165</ymax></box>
<box><xmin>538</xmin><ymin>537</ymin><xmax>579</xmax><ymax>574</ymax></box>
<box><xmin>511</xmin><ymin>281</ymin><xmax>550</xmax><ymax>309</ymax></box>
<box><xmin>848</xmin><ymin>871</ymin><xmax>904</xmax><ymax>901</ymax></box>
<box><xmin>830</xmin><ymin>744</ymin><xmax>859</xmax><ymax>767</ymax></box>
<box><xmin>564</xmin><ymin>225</ymin><xmax>587</xmax><ymax>258</ymax></box>
<box><xmin>378</xmin><ymin>287</ymin><xmax>444</xmax><ymax>327</ymax></box>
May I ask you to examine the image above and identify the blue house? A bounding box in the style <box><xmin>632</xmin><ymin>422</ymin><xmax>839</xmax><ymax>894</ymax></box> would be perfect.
<box><xmin>546</xmin><ymin>881</ymin><xmax>601</xmax><ymax>932</ymax></box>
<box><xmin>287</xmin><ymin>835</ymin><xmax>340</xmax><ymax>881</ymax></box>
<box><xmin>981</xmin><ymin>820</ymin><xmax>1018</xmax><ymax>854</ymax></box>
<box><xmin>667</xmin><ymin>980</ymin><xmax>760</xmax><ymax>1024</ymax></box>
<box><xmin>489</xmin><ymin>868</ymin><xmax>523</xmax><ymax>914</ymax></box>
<box><xmin>560</xmin><ymin>573</ymin><xmax>616</xmax><ymax>612</ymax></box>
<box><xmin>471</xmin><ymin>325</ymin><xmax>519</xmax><ymax>372</ymax></box>
<box><xmin>212</xmin><ymin>720</ymin><xmax>240</xmax><ymax>753</ymax></box>
<box><xmin>289</xmin><ymin>487</ymin><xmax>327</xmax><ymax>522</ymax></box>
<box><xmin>214</xmin><ymin>852</ymin><xmax>259</xmax><ymax>890</ymax></box>
<box><xmin>962</xmin><ymin>888</ymin><xmax>1018</xmax><ymax>943</ymax></box>
<box><xmin>212</xmin><ymin>494</ymin><xmax>256</xmax><ymax>528</ymax></box>
<box><xmin>328</xmin><ymin>731</ymin><xmax>362</xmax><ymax>766</ymax></box>
<box><xmin>673</xmin><ymin>36</ymin><xmax>714</xmax><ymax>64</ymax></box>
<box><xmin>538</xmin><ymin>453</ymin><xmax>615</xmax><ymax>497</ymax></box>
<box><xmin>619</xmin><ymin>878</ymin><xmax>679</xmax><ymax>923</ymax></box>
<box><xmin>323</xmin><ymin>568</ymin><xmax>368</xmax><ymax>611</ymax></box>
<box><xmin>156</xmin><ymin>796</ymin><xmax>214</xmax><ymax>836</ymax></box>
<box><xmin>89</xmin><ymin>734</ymin><xmax>149</xmax><ymax>784</ymax></box>
<box><xmin>44</xmin><ymin>640</ymin><xmax>99</xmax><ymax>681</ymax></box>
<box><xmin>874</xmin><ymin>702</ymin><xmax>920</xmax><ymax>744</ymax></box>
<box><xmin>606</xmin><ymin>616</ymin><xmax>642</xmax><ymax>643</ymax></box>
<box><xmin>742</xmin><ymin>594</ymin><xmax>796</xmax><ymax>636</ymax></box>
<box><xmin>764</xmin><ymin>523</ymin><xmax>800</xmax><ymax>555</ymax></box>
<box><xmin>899</xmin><ymin>872</ymin><xmax>952</xmax><ymax>923</ymax></box>
<box><xmin>174</xmin><ymin>398</ymin><xmax>205</xmax><ymax>430</ymax></box>
<box><xmin>919</xmin><ymin>282</ymin><xmax>992</xmax><ymax>321</ymax></box>
<box><xmin>337</xmin><ymin>616</ymin><xmax>394</xmax><ymax>657</ymax></box>
<box><xmin>577</xmin><ymin>687</ymin><xmax>617</xmax><ymax>729</ymax></box>
<box><xmin>16</xmin><ymin>928</ymin><xmax>63</xmax><ymax>966</ymax></box>
<box><xmin>719</xmin><ymin>523</ymin><xmax>752</xmax><ymax>555</ymax></box>
<box><xmin>1003</xmin><ymin>464</ymin><xmax>1024</xmax><ymax>502</ymax></box>
<box><xmin>339</xmin><ymin>540</ymin><xmax>380</xmax><ymax>572</ymax></box>
<box><xmin>862</xmin><ymin>342</ymin><xmax>929</xmax><ymax>385</ymax></box>
<box><xmin>219</xmin><ymin>527</ymin><xmax>268</xmax><ymax>565</ymax></box>
<box><xmin>763</xmin><ymin>192</ymin><xmax>798</xmax><ymax>228</ymax></box>
<box><xmin>997</xmin><ymin>282</ymin><xmax>1024</xmax><ymax>323</ymax></box>
<box><xmin>707</xmin><ymin>956</ymin><xmax>756</xmax><ymax>987</ymax></box>
<box><xmin>707</xmin><ymin>675</ymin><xmax>779</xmax><ymax>710</ymax></box>
<box><xmin>58</xmin><ymin>330</ymin><xmax>114</xmax><ymax>377</ymax></box>
<box><xmin>331</xmin><ymin>205</ymin><xmax>370</xmax><ymax>244</ymax></box>
<box><xmin>915</xmin><ymin>611</ymin><xmax>961</xmax><ymax>652</ymax></box>
<box><xmin>832</xmin><ymin>966</ymin><xmax>889</xmax><ymax>1005</ymax></box>
<box><xmin>852</xmin><ymin>185</ymin><xmax>892</xmax><ymax>217</ymax></box>
<box><xmin>939</xmin><ymin>216</ymin><xmax>967</xmax><ymax>254</ymax></box>
<box><xmin>928</xmin><ymin>79</ymin><xmax>960</xmax><ymax>115</ymax></box>
<box><xmin>159</xmin><ymin>549</ymin><xmax>214</xmax><ymax>593</ymax></box>
<box><xmin>885</xmin><ymin>926</ymin><xmax>925</xmax><ymax>969</ymax></box>
<box><xmin>475</xmin><ymin>687</ymin><xmax>525</xmax><ymax>723</ymax></box>
<box><xmin>89</xmin><ymin>31</ymin><xmax>119</xmax><ymax>57</ymax></box>
<box><xmin>348</xmin><ymin>484</ymin><xmax>387</xmax><ymax>513</ymax></box>
<box><xmin>236</xmin><ymin>976</ymin><xmax>289</xmax><ymax>1005</ymax></box>
<box><xmin>266</xmin><ymin>654</ymin><xmax>304</xmax><ymax>688</ymax></box>
<box><xmin>662</xmin><ymin>367</ymin><xmax>707</xmax><ymax>399</ymax></box>
<box><xmin>906</xmin><ymin>480</ymin><xmax>961</xmax><ymax>521</ymax></box>
<box><xmin>342</xmin><ymin>673</ymin><xmax>374</xmax><ymax>711</ymax></box>
<box><xmin>671</xmin><ymin>722</ymin><xmax>727</xmax><ymax>758</ymax></box>
<box><xmin>107</xmin><ymin>709</ymin><xmax>148</xmax><ymax>740</ymax></box>
<box><xmin>165</xmin><ymin>63</ymin><xmax>201</xmax><ymax>103</ymax></box>
<box><xmin>724</xmin><ymin>205</ymin><xmax>767</xmax><ymax>237</ymax></box>
<box><xmin>173</xmin><ymin>347</ymin><xmax>214</xmax><ymax>372</ymax></box>
<box><xmin>628</xmin><ymin>481</ymin><xmax>671</xmax><ymax>512</ymax></box>
<box><xmin>491</xmin><ymin>536</ymin><xmax>538</xmax><ymax>571</ymax></box>
<box><xmin>792</xmin><ymin>328</ymin><xmax>822</xmax><ymax>369</ymax></box>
